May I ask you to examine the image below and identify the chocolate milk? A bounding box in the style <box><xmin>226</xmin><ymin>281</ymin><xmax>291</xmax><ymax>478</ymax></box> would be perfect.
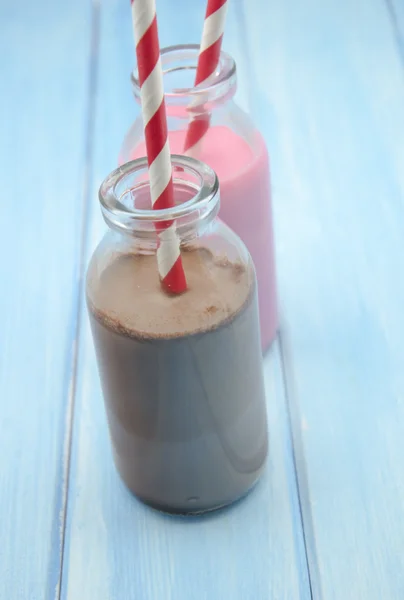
<box><xmin>87</xmin><ymin>247</ymin><xmax>268</xmax><ymax>514</ymax></box>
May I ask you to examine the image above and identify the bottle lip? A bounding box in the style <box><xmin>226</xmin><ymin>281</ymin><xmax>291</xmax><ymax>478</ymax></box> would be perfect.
<box><xmin>131</xmin><ymin>44</ymin><xmax>236</xmax><ymax>104</ymax></box>
<box><xmin>99</xmin><ymin>155</ymin><xmax>219</xmax><ymax>234</ymax></box>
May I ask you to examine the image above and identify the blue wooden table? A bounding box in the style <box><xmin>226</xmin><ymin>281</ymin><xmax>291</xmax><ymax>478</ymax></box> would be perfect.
<box><xmin>2</xmin><ymin>0</ymin><xmax>404</xmax><ymax>598</ymax></box>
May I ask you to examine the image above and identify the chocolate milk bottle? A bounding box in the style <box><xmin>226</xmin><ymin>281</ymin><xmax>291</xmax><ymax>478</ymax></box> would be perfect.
<box><xmin>86</xmin><ymin>157</ymin><xmax>268</xmax><ymax>514</ymax></box>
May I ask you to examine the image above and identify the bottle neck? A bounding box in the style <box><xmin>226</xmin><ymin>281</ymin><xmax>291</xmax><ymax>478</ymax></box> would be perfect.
<box><xmin>99</xmin><ymin>156</ymin><xmax>220</xmax><ymax>243</ymax></box>
<box><xmin>131</xmin><ymin>44</ymin><xmax>237</xmax><ymax>117</ymax></box>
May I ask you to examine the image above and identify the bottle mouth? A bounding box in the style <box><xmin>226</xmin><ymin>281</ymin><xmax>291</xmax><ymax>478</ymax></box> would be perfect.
<box><xmin>131</xmin><ymin>44</ymin><xmax>236</xmax><ymax>106</ymax></box>
<box><xmin>99</xmin><ymin>155</ymin><xmax>219</xmax><ymax>237</ymax></box>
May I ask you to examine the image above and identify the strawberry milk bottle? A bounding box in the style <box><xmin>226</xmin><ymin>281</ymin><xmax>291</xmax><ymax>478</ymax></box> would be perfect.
<box><xmin>119</xmin><ymin>44</ymin><xmax>278</xmax><ymax>351</ymax></box>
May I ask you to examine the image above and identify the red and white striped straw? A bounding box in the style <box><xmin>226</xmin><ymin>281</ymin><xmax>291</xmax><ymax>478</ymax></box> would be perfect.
<box><xmin>183</xmin><ymin>0</ymin><xmax>228</xmax><ymax>155</ymax></box>
<box><xmin>131</xmin><ymin>0</ymin><xmax>187</xmax><ymax>294</ymax></box>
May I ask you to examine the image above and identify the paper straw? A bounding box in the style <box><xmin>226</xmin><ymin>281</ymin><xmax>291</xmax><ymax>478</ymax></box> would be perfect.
<box><xmin>131</xmin><ymin>0</ymin><xmax>187</xmax><ymax>294</ymax></box>
<box><xmin>183</xmin><ymin>0</ymin><xmax>228</xmax><ymax>155</ymax></box>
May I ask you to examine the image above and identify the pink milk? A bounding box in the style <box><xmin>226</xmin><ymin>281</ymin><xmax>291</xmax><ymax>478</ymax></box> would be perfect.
<box><xmin>129</xmin><ymin>125</ymin><xmax>277</xmax><ymax>351</ymax></box>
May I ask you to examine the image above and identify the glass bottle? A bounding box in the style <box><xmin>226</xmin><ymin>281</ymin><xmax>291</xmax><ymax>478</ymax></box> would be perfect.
<box><xmin>86</xmin><ymin>156</ymin><xmax>268</xmax><ymax>514</ymax></box>
<box><xmin>119</xmin><ymin>44</ymin><xmax>278</xmax><ymax>352</ymax></box>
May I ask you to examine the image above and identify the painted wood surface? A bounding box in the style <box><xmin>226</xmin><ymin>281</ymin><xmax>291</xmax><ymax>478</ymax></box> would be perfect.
<box><xmin>243</xmin><ymin>0</ymin><xmax>404</xmax><ymax>598</ymax></box>
<box><xmin>59</xmin><ymin>1</ymin><xmax>310</xmax><ymax>598</ymax></box>
<box><xmin>0</xmin><ymin>1</ymin><xmax>92</xmax><ymax>599</ymax></box>
<box><xmin>3</xmin><ymin>0</ymin><xmax>404</xmax><ymax>598</ymax></box>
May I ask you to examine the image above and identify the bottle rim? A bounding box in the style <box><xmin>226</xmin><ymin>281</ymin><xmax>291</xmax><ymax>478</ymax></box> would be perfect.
<box><xmin>99</xmin><ymin>155</ymin><xmax>220</xmax><ymax>236</ymax></box>
<box><xmin>131</xmin><ymin>44</ymin><xmax>236</xmax><ymax>105</ymax></box>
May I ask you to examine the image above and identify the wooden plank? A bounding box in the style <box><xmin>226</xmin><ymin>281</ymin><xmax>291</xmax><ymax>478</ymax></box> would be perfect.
<box><xmin>0</xmin><ymin>2</ymin><xmax>92</xmax><ymax>599</ymax></box>
<box><xmin>242</xmin><ymin>0</ymin><xmax>404</xmax><ymax>597</ymax></box>
<box><xmin>60</xmin><ymin>1</ymin><xmax>310</xmax><ymax>598</ymax></box>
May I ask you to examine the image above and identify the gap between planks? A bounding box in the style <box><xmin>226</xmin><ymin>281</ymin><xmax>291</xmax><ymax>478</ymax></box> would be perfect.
<box><xmin>55</xmin><ymin>2</ymin><xmax>101</xmax><ymax>599</ymax></box>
